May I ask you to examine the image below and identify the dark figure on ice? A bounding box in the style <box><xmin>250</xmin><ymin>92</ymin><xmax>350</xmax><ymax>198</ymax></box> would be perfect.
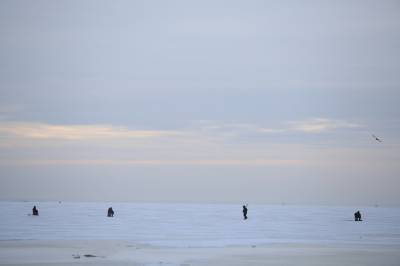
<box><xmin>107</xmin><ymin>207</ymin><xmax>114</xmax><ymax>217</ymax></box>
<box><xmin>354</xmin><ymin>210</ymin><xmax>362</xmax><ymax>221</ymax></box>
<box><xmin>243</xmin><ymin>205</ymin><xmax>248</xmax><ymax>220</ymax></box>
<box><xmin>32</xmin><ymin>206</ymin><xmax>39</xmax><ymax>216</ymax></box>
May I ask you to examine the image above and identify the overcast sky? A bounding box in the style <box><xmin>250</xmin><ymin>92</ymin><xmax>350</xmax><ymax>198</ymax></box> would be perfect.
<box><xmin>1</xmin><ymin>0</ymin><xmax>399</xmax><ymax>205</ymax></box>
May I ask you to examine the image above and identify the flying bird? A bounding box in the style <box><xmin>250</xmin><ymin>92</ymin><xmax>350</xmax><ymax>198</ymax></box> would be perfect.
<box><xmin>372</xmin><ymin>134</ymin><xmax>382</xmax><ymax>142</ymax></box>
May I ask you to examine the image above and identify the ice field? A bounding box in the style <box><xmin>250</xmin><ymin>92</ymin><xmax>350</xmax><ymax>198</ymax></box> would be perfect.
<box><xmin>1</xmin><ymin>202</ymin><xmax>400</xmax><ymax>247</ymax></box>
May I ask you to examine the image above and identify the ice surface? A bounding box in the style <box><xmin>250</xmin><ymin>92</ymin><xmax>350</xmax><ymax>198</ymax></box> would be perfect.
<box><xmin>0</xmin><ymin>202</ymin><xmax>399</xmax><ymax>247</ymax></box>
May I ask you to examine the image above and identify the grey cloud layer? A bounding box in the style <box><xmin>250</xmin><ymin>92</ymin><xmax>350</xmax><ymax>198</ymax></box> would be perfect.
<box><xmin>0</xmin><ymin>0</ymin><xmax>399</xmax><ymax>203</ymax></box>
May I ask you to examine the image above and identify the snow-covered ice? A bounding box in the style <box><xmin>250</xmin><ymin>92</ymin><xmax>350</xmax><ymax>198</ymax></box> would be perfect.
<box><xmin>0</xmin><ymin>202</ymin><xmax>399</xmax><ymax>247</ymax></box>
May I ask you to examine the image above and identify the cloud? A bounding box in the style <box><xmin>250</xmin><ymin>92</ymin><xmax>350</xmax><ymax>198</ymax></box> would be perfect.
<box><xmin>0</xmin><ymin>118</ymin><xmax>364</xmax><ymax>144</ymax></box>
<box><xmin>0</xmin><ymin>119</ymin><xmax>385</xmax><ymax>171</ymax></box>
<box><xmin>287</xmin><ymin>118</ymin><xmax>362</xmax><ymax>133</ymax></box>
<box><xmin>191</xmin><ymin>120</ymin><xmax>260</xmax><ymax>138</ymax></box>
<box><xmin>0</xmin><ymin>158</ymin><xmax>305</xmax><ymax>166</ymax></box>
<box><xmin>257</xmin><ymin>128</ymin><xmax>286</xmax><ymax>134</ymax></box>
<box><xmin>0</xmin><ymin>122</ymin><xmax>179</xmax><ymax>140</ymax></box>
<box><xmin>199</xmin><ymin>118</ymin><xmax>362</xmax><ymax>136</ymax></box>
<box><xmin>192</xmin><ymin>120</ymin><xmax>288</xmax><ymax>137</ymax></box>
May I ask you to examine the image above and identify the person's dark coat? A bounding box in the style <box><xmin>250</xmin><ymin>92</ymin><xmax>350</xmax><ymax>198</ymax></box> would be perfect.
<box><xmin>107</xmin><ymin>207</ymin><xmax>114</xmax><ymax>217</ymax></box>
<box><xmin>32</xmin><ymin>206</ymin><xmax>39</xmax><ymax>216</ymax></box>
<box><xmin>242</xmin><ymin>205</ymin><xmax>248</xmax><ymax>220</ymax></box>
<box><xmin>354</xmin><ymin>211</ymin><xmax>362</xmax><ymax>221</ymax></box>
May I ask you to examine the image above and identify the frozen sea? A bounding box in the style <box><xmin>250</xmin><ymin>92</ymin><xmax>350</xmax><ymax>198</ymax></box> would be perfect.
<box><xmin>1</xmin><ymin>202</ymin><xmax>400</xmax><ymax>247</ymax></box>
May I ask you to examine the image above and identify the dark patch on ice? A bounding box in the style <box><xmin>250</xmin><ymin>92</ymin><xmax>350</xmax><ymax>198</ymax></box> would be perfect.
<box><xmin>72</xmin><ymin>254</ymin><xmax>105</xmax><ymax>259</ymax></box>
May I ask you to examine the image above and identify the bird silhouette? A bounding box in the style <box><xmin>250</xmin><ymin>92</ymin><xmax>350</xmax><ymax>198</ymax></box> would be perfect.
<box><xmin>372</xmin><ymin>134</ymin><xmax>382</xmax><ymax>142</ymax></box>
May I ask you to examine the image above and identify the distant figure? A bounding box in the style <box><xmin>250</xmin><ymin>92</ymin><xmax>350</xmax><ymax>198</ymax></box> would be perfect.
<box><xmin>32</xmin><ymin>206</ymin><xmax>39</xmax><ymax>216</ymax></box>
<box><xmin>242</xmin><ymin>205</ymin><xmax>248</xmax><ymax>220</ymax></box>
<box><xmin>107</xmin><ymin>207</ymin><xmax>114</xmax><ymax>217</ymax></box>
<box><xmin>372</xmin><ymin>134</ymin><xmax>382</xmax><ymax>143</ymax></box>
<box><xmin>354</xmin><ymin>210</ymin><xmax>362</xmax><ymax>221</ymax></box>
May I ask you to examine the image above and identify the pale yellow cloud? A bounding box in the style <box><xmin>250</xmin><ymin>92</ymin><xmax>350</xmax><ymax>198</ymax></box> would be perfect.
<box><xmin>0</xmin><ymin>122</ymin><xmax>179</xmax><ymax>140</ymax></box>
<box><xmin>0</xmin><ymin>119</ymin><xmax>364</xmax><ymax>143</ymax></box>
<box><xmin>287</xmin><ymin>118</ymin><xmax>362</xmax><ymax>133</ymax></box>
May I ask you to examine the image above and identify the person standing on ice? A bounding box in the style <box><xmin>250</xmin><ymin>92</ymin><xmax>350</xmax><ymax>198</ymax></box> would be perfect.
<box><xmin>242</xmin><ymin>205</ymin><xmax>248</xmax><ymax>220</ymax></box>
<box><xmin>354</xmin><ymin>210</ymin><xmax>362</xmax><ymax>221</ymax></box>
<box><xmin>32</xmin><ymin>206</ymin><xmax>39</xmax><ymax>216</ymax></box>
<box><xmin>107</xmin><ymin>207</ymin><xmax>114</xmax><ymax>217</ymax></box>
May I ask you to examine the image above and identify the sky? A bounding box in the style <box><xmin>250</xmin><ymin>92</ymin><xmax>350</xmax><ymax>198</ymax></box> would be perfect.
<box><xmin>0</xmin><ymin>0</ymin><xmax>399</xmax><ymax>205</ymax></box>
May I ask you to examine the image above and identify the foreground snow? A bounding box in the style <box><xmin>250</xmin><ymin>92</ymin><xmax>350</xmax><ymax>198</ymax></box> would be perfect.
<box><xmin>1</xmin><ymin>202</ymin><xmax>400</xmax><ymax>265</ymax></box>
<box><xmin>0</xmin><ymin>240</ymin><xmax>400</xmax><ymax>266</ymax></box>
<box><xmin>1</xmin><ymin>202</ymin><xmax>399</xmax><ymax>247</ymax></box>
